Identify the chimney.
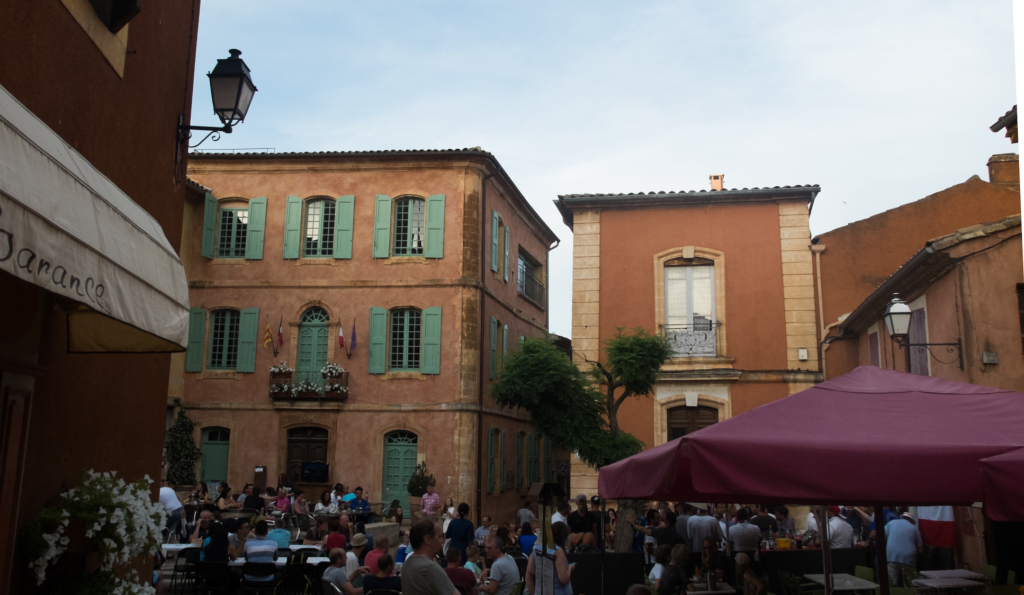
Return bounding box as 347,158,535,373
710,174,724,191
987,154,1019,188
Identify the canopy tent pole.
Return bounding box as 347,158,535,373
821,506,833,595
875,506,890,595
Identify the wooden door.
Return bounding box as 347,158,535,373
201,427,230,483
382,431,418,513
287,427,328,484
667,405,718,440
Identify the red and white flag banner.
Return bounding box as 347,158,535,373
917,506,957,548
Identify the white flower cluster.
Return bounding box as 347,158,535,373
325,383,348,393
112,569,156,595
269,361,295,374
293,380,321,395
29,471,163,586
269,383,294,394
320,362,346,376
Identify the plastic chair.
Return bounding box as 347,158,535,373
1007,570,1016,585
854,566,875,583
239,562,278,595
902,568,921,587
277,562,316,594
167,546,200,594
322,579,343,595
983,565,999,583
194,561,232,595
174,547,202,595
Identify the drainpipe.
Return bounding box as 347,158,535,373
477,165,498,527
810,242,826,375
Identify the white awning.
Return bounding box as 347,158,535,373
0,84,189,352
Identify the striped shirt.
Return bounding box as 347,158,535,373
421,492,440,515
242,536,277,581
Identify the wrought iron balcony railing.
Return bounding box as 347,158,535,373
659,322,721,357
518,269,546,305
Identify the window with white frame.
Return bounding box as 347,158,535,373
664,262,716,356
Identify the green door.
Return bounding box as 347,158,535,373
382,431,418,514
201,427,230,483
298,307,330,391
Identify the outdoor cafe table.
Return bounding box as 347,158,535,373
805,573,880,592
687,583,737,595
920,571,987,581
161,543,324,554
911,578,985,591
228,556,329,567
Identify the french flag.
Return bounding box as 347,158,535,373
917,506,957,548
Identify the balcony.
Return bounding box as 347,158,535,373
517,269,546,306
269,369,349,401
659,322,721,357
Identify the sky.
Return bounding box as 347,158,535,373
191,1,1018,338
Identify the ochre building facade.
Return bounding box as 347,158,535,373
179,150,561,524
555,182,823,495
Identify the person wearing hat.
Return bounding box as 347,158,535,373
346,532,370,576
826,506,854,549
884,512,923,587
567,494,598,550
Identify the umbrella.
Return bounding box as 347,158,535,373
599,367,1024,593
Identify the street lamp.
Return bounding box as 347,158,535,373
882,295,912,341
883,293,963,372
177,49,258,153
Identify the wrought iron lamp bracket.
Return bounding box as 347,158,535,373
894,336,964,370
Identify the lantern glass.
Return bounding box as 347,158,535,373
210,76,243,124
884,299,912,339
207,49,257,126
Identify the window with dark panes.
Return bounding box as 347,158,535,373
393,198,425,256
208,310,240,369
304,199,336,257
390,309,422,370
217,209,248,258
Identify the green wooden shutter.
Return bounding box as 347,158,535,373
185,308,206,372
334,195,355,259
373,195,393,258
421,307,442,375
490,210,499,272
544,435,554,482
201,192,217,259
486,429,495,494
236,307,260,373
424,194,445,259
500,429,507,491
245,197,267,260
514,431,522,489
283,195,302,259
368,307,387,374
503,225,509,282
502,324,508,370
527,432,537,484
489,317,498,379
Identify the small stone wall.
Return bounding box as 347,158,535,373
365,521,400,557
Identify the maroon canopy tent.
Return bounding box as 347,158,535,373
599,367,1024,595
599,366,1024,510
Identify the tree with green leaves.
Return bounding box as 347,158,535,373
490,336,643,469
583,327,673,434
165,399,202,486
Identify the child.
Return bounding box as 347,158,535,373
464,544,483,579
394,534,412,564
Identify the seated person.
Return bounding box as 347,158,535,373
292,490,310,516
687,537,732,590
323,547,370,595
464,545,483,579
267,524,293,549
200,522,234,561
315,489,339,514
228,519,251,557
362,554,403,592
567,495,598,549
330,483,347,508
444,547,478,595
191,510,214,543
353,522,374,551
273,488,291,515
352,486,373,523
395,534,412,564
305,517,330,546
242,520,278,582
325,518,348,551
241,484,265,513
215,484,241,512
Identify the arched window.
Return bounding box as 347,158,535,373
297,307,330,387
393,198,425,256
304,198,336,257
217,207,248,258
383,431,419,512
667,405,718,440
208,309,240,369
389,308,422,370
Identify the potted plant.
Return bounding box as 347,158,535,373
270,361,295,380
320,362,347,385
324,383,348,401
269,383,295,400
406,462,435,511
292,380,321,399
20,470,164,594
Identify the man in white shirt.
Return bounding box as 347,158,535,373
158,479,184,539
827,506,854,548
552,501,569,526
686,503,724,553
729,508,761,556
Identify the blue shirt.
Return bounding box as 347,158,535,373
632,516,647,553
352,498,371,512
884,519,923,566
520,533,537,555
267,528,292,549
869,508,899,531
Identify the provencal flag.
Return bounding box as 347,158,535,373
263,322,273,347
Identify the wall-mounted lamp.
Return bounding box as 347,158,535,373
177,49,258,153
883,294,963,371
